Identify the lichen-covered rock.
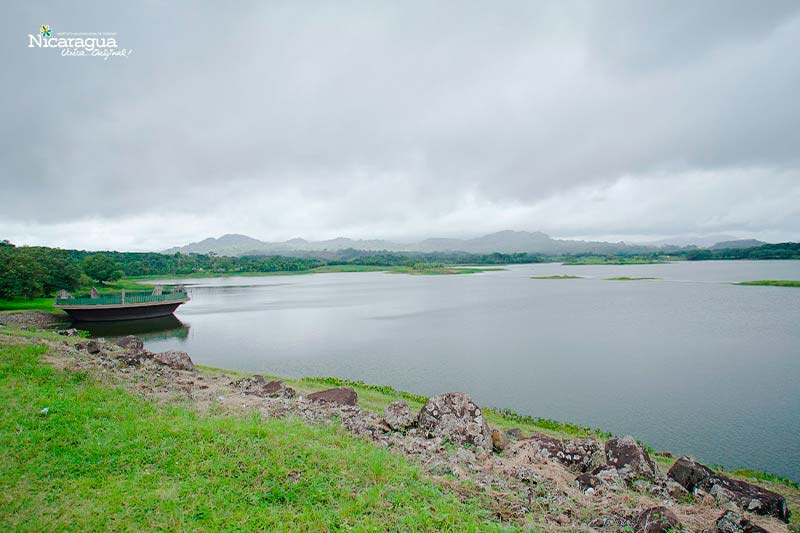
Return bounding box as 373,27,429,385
668,456,715,490
307,387,358,406
416,392,491,449
505,428,523,439
234,375,295,398
605,436,658,478
491,429,509,452
576,473,604,492
114,335,144,352
383,400,414,431
668,456,789,522
509,434,600,472
563,437,602,472
85,340,102,355
715,510,771,533
634,506,681,533
152,350,194,370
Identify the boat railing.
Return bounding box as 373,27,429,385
55,290,188,306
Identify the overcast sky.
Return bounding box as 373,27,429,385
2,1,800,251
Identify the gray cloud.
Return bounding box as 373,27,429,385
1,1,799,249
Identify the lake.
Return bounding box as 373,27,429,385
80,261,800,480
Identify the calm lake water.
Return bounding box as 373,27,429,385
80,261,800,480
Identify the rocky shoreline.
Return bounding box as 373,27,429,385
0,316,795,532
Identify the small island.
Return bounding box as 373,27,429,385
736,280,800,288
606,277,660,281
562,256,669,265
530,274,583,279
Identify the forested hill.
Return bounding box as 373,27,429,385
685,242,800,260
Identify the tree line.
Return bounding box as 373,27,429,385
684,242,800,261
2,239,798,300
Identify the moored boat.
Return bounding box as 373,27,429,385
54,286,189,322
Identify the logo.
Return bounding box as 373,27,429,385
27,25,132,60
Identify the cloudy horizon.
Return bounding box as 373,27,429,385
3,1,800,252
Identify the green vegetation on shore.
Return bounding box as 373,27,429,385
606,277,659,281
530,275,582,279
0,241,516,308
562,257,668,265
736,280,800,288
0,341,514,532
1,326,798,528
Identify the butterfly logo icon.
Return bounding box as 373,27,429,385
40,25,51,37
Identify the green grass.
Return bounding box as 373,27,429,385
0,298,58,312
0,341,517,532
728,469,800,489
530,275,582,279
605,277,659,281
562,257,667,265
736,280,800,288
390,266,502,275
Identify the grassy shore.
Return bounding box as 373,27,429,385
605,277,660,281
562,257,668,265
0,340,515,532
736,280,800,288
1,328,798,530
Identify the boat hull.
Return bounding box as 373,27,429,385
58,301,185,322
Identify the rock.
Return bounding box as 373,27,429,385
634,506,681,533
668,457,789,523
114,335,144,352
307,387,358,406
116,350,149,366
563,437,602,472
716,510,771,533
505,428,523,439
383,401,414,431
491,429,509,452
85,340,102,355
39,407,49,416
152,350,194,371
57,328,79,337
416,392,492,449
233,375,295,398
576,473,604,492
668,456,715,491
261,380,295,399
605,436,658,478
511,434,600,472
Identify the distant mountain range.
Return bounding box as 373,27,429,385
162,231,766,257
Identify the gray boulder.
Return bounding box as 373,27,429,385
233,375,295,398
605,436,658,478
417,392,492,449
152,350,194,371
668,456,789,523
114,335,144,352
576,473,604,492
307,387,358,406
383,400,414,431
716,510,771,533
85,340,102,355
512,434,600,472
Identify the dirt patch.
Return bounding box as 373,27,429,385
0,311,66,329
